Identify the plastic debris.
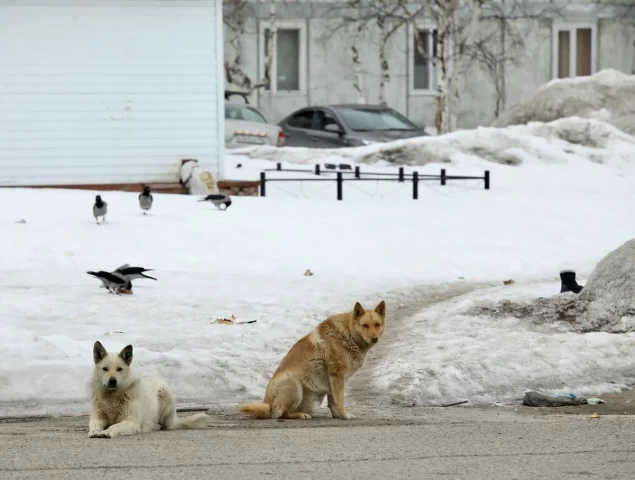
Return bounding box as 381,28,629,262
586,397,605,405
590,412,600,419
211,315,257,325
304,269,314,276
522,391,586,407
557,392,577,399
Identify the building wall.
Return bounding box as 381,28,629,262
0,0,224,186
224,1,635,131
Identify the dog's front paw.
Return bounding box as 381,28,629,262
341,413,356,420
88,430,111,438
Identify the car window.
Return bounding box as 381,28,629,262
287,110,314,129
335,108,418,131
225,104,268,123
313,110,341,132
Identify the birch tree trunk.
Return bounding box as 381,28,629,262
351,44,366,104
377,16,390,106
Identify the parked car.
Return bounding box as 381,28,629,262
224,102,286,149
278,104,427,148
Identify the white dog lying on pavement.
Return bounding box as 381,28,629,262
88,341,208,438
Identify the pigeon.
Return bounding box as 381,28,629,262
87,271,126,295
139,186,153,215
114,264,157,281
93,195,108,224
198,193,232,210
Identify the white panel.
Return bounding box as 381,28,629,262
0,0,223,186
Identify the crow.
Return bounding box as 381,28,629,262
114,264,157,281
139,186,153,215
198,193,232,210
87,271,126,295
93,195,108,224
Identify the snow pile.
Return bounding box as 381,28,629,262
494,69,635,136
468,239,635,334
370,282,635,407
239,117,635,168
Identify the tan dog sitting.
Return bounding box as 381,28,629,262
239,301,386,420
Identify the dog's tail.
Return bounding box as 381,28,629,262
173,412,209,429
238,402,271,419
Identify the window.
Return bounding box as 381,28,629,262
553,23,596,79
260,21,307,93
335,107,418,132
313,110,341,132
287,110,314,129
224,104,268,123
410,26,438,93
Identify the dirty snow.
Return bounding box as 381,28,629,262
2,131,635,416
494,69,635,137
238,116,635,168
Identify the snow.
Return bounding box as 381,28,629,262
2,119,635,417
236,116,635,168
494,69,635,137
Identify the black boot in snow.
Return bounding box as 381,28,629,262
560,269,583,294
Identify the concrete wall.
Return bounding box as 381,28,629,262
224,1,635,130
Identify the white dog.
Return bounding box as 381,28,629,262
88,341,208,438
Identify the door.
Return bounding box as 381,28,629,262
281,108,316,147
308,108,348,148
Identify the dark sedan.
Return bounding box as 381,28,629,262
278,104,427,148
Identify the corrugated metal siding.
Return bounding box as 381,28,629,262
0,0,224,186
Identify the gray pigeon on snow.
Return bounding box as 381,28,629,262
93,195,108,224
198,193,232,210
139,186,153,215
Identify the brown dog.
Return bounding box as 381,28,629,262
239,301,386,420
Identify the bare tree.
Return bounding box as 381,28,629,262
223,0,276,98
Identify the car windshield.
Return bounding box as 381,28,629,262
225,104,268,123
335,107,418,131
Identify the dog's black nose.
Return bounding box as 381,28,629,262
107,377,117,387
371,337,379,344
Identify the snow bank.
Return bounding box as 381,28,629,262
371,282,635,406
467,238,635,334
494,69,635,136
239,117,635,168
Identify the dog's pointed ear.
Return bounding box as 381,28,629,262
353,302,365,319
375,300,386,318
119,345,133,365
93,341,107,364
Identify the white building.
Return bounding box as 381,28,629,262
223,0,635,131
0,0,225,188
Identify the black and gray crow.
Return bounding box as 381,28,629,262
114,264,157,281
93,195,108,224
198,193,232,210
87,271,126,295
139,186,153,214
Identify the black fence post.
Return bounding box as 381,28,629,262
398,167,404,183
276,162,282,171
413,171,419,200
484,170,490,190
355,166,360,178
260,172,266,197
440,169,446,186
315,164,321,175
337,172,343,201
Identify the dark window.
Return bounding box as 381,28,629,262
313,110,340,131
287,110,314,129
